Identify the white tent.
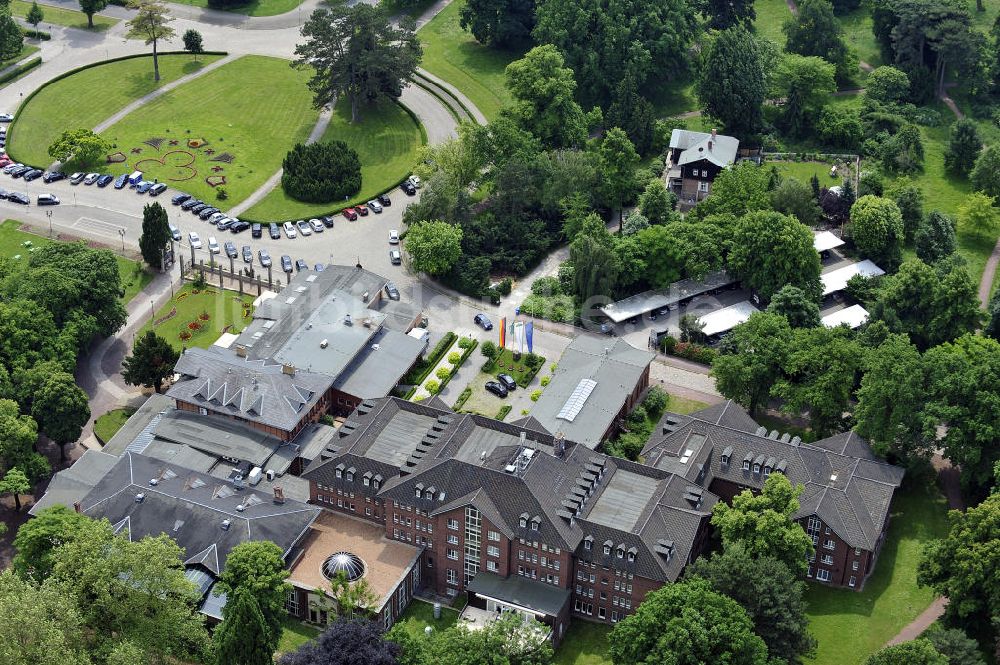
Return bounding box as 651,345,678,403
821,260,885,296
822,305,870,329
813,230,845,253
699,301,760,337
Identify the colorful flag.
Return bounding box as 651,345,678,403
499,317,506,348
526,322,534,354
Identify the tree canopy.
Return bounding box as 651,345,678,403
139,202,171,270
503,45,589,149
712,312,793,416
47,129,111,168
728,210,821,300
279,618,399,665
12,504,93,582
122,331,180,394
698,26,772,137
864,640,948,665
405,221,463,276
849,195,905,270
216,541,290,655
460,0,535,48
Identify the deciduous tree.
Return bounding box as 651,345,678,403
775,54,837,136
888,180,924,242
598,127,639,222
766,284,821,328
606,71,655,155
772,177,822,226
459,0,535,47
712,312,793,416
957,191,1000,239
686,544,816,664
783,0,855,83
944,118,982,176
923,625,986,665
502,45,588,149
712,473,813,574
279,618,399,665
569,232,620,301
0,12,23,60
698,26,771,137
12,504,93,581
182,29,203,60
31,372,90,461
728,210,821,300
294,4,421,122
971,144,1000,199
125,1,175,82
987,288,1000,340
216,541,290,655
865,66,910,104
849,195,905,270
0,467,30,512
608,577,768,665
864,640,948,665
0,569,92,665
26,2,43,31
638,179,677,225
79,0,108,29
47,129,111,168
404,221,462,276
700,0,755,29
0,398,48,484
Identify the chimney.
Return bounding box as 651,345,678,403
273,486,285,504
281,363,295,376
235,345,247,358
711,128,717,140
708,139,713,151
73,501,82,513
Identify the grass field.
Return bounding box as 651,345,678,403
136,282,255,351
94,408,133,443
0,219,151,302
9,54,225,167
417,0,520,119
100,55,317,206
755,0,790,47
554,622,613,665
804,479,949,665
13,0,117,30
666,393,711,415
837,7,883,69
158,0,304,17
275,616,321,656
394,599,460,637
2,43,39,68
244,99,424,221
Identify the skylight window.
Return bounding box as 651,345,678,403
556,379,597,422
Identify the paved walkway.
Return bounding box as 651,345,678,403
979,238,1000,307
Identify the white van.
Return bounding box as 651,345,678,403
208,236,220,254
128,170,143,186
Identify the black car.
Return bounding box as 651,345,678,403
485,381,508,398
7,192,28,204
224,241,238,259
268,223,281,240
384,281,400,300
190,203,208,214
497,374,517,391
181,199,201,210
10,166,30,178
295,259,308,272
42,171,65,184
23,169,43,182
97,174,114,188
280,255,293,273
401,181,416,195
251,223,262,238
172,193,191,205
230,221,250,234
198,207,219,220
474,313,493,331
0,188,9,199
114,174,129,189
378,193,391,206
242,245,253,263
320,216,335,228
148,182,167,195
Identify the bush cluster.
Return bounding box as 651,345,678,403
281,141,361,203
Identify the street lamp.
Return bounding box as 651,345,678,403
45,209,52,237
150,299,155,322
118,228,125,253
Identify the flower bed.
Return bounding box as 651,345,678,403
153,306,177,327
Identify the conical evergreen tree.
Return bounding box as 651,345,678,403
213,590,273,665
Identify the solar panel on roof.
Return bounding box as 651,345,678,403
556,379,598,422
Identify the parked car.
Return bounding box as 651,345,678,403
36,193,59,206
282,221,297,238
295,220,312,236
314,263,326,272
172,193,191,205
384,281,400,300
190,203,208,214
242,245,253,263
280,255,293,273
258,249,272,267
377,193,391,207
2,163,21,175
474,313,493,330
0,113,14,122
188,232,202,249
207,236,220,254
497,374,517,391
10,166,30,178
97,174,115,188
181,198,202,210
407,175,422,189
23,169,43,182
388,229,399,244
42,171,65,184
198,207,219,220
389,249,402,265
149,182,167,196
0,188,9,199
216,217,234,231
169,223,182,242
268,223,281,239
136,181,154,194
208,212,225,225
295,259,308,272
354,205,368,217
485,381,508,398
223,241,237,259
7,192,28,204
83,173,100,185
251,223,262,238
321,216,335,228
401,181,416,195
114,174,129,189
367,200,382,213
308,218,324,233
342,208,357,221
230,221,250,234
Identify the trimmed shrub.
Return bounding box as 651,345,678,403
540,375,550,387
447,351,461,365
435,366,451,381
530,389,542,402
281,140,361,203
496,405,512,420
425,379,440,395
457,337,474,349
0,56,39,86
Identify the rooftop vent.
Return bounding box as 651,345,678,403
504,464,517,474
829,474,837,482
134,493,145,503
755,426,768,436
221,519,231,531
320,339,328,349
344,314,353,326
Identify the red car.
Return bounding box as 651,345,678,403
342,208,358,221
355,205,369,217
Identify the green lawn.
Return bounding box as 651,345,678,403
13,0,117,30
554,621,613,665
482,348,545,387
9,54,225,167
244,99,425,221
837,7,883,70
94,408,134,443
158,0,304,17
394,599,460,637
649,77,700,119
666,393,710,415
2,43,39,68
417,0,520,119
804,479,950,665
0,219,152,303
99,55,318,206
136,283,255,352
754,0,790,47
275,616,321,656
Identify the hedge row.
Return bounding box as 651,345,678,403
401,331,457,386
23,29,51,40
0,56,40,87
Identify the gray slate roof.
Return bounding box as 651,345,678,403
30,449,119,516
305,397,716,582
530,336,654,449
669,129,740,168
79,452,320,571
642,400,904,550
167,347,333,433
467,572,571,616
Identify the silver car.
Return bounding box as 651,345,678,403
188,231,202,249
295,219,312,236
309,218,324,233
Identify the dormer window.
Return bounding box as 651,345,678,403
425,490,433,500
335,464,344,478
763,466,771,477
584,538,593,551
531,517,540,531
627,551,636,563
742,460,750,471
415,488,422,498
373,480,380,490
346,471,354,482
603,540,612,555
752,463,760,474
519,513,528,528
363,476,370,487
616,546,625,559
721,454,730,465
